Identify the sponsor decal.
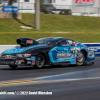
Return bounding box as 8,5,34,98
75,0,95,6
26,40,33,44
88,54,95,58
27,61,31,65
88,52,94,56
74,60,76,63
90,47,97,51
56,53,72,58
26,58,31,60
32,61,35,65
31,56,36,61
84,44,100,57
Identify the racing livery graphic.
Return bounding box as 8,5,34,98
0,37,95,69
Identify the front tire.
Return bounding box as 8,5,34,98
34,54,45,68
9,65,18,69
76,51,85,66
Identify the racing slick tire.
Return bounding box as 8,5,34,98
76,51,85,66
92,62,94,64
34,54,45,69
9,65,18,69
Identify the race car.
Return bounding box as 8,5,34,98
0,37,95,69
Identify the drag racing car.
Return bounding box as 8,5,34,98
0,37,95,69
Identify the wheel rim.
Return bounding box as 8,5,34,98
77,53,83,62
36,55,45,68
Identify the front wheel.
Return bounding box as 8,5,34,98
76,51,85,66
34,54,45,69
9,65,18,69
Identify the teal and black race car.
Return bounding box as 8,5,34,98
0,37,95,69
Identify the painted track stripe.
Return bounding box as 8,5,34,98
34,68,100,81
43,77,100,82
0,80,38,86
0,77,100,85
0,68,100,86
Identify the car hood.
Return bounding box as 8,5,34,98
4,45,45,54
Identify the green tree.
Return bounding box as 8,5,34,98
0,0,2,3
8,0,13,5
40,0,47,12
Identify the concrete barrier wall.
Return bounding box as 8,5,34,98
0,12,22,19
0,44,100,57
0,45,17,54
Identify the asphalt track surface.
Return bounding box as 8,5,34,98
0,58,100,100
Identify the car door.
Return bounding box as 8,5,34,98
49,39,75,63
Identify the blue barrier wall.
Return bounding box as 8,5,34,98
83,43,100,57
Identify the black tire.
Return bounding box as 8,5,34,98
60,11,66,15
92,62,94,65
76,51,85,66
34,54,45,68
9,65,18,69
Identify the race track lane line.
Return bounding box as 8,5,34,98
0,68,100,86
0,80,38,86
42,77,100,81
33,68,100,81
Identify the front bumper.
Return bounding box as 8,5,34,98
0,54,36,65
0,59,26,65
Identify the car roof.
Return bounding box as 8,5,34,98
38,37,66,40
37,37,77,46
39,37,74,41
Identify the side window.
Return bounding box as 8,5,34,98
56,40,73,46
56,42,61,46
60,40,67,46
67,40,73,46
56,40,68,46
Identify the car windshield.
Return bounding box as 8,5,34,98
37,38,55,45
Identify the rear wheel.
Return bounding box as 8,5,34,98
9,65,18,69
76,51,85,66
34,54,45,68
